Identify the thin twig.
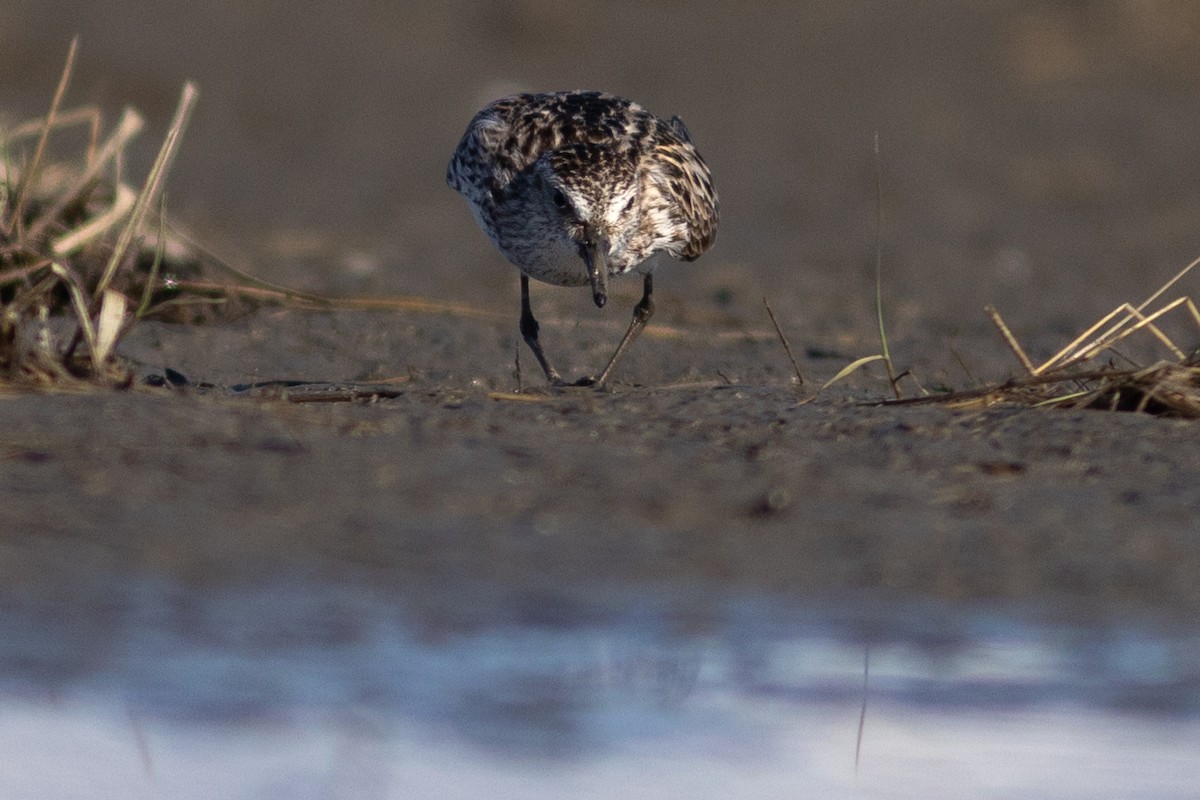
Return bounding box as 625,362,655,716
8,37,78,238
1134,252,1200,315
872,132,901,399
984,304,1036,375
5,105,100,142
762,297,804,386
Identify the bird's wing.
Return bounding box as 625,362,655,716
448,92,644,199
668,115,694,144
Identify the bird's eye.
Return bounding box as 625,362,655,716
552,189,569,210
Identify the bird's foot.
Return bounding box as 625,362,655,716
544,375,608,390
572,375,615,389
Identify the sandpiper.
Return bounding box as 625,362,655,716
447,90,718,387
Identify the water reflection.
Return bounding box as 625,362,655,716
0,580,1197,799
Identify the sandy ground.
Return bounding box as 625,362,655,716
4,3,1200,628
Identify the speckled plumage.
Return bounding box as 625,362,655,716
447,90,719,387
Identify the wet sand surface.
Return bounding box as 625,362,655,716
3,3,1200,797
5,364,1200,618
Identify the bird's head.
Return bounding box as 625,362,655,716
532,143,639,308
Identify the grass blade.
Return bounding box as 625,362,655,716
873,132,901,399
95,82,198,300
26,107,144,246
49,261,99,370
51,183,136,255
823,354,887,389
7,37,78,238
94,289,128,364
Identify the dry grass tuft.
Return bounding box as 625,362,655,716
1070,360,1200,416
883,255,1200,417
1,39,200,388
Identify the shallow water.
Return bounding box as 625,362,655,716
2,579,1197,799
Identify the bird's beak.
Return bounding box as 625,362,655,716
583,229,609,308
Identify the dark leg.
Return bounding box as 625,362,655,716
592,274,655,387
519,274,563,385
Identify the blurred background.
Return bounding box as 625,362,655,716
4,3,1200,798
7,2,1200,370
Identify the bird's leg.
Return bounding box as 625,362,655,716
519,274,564,386
588,274,655,388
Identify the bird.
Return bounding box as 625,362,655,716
446,90,718,387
